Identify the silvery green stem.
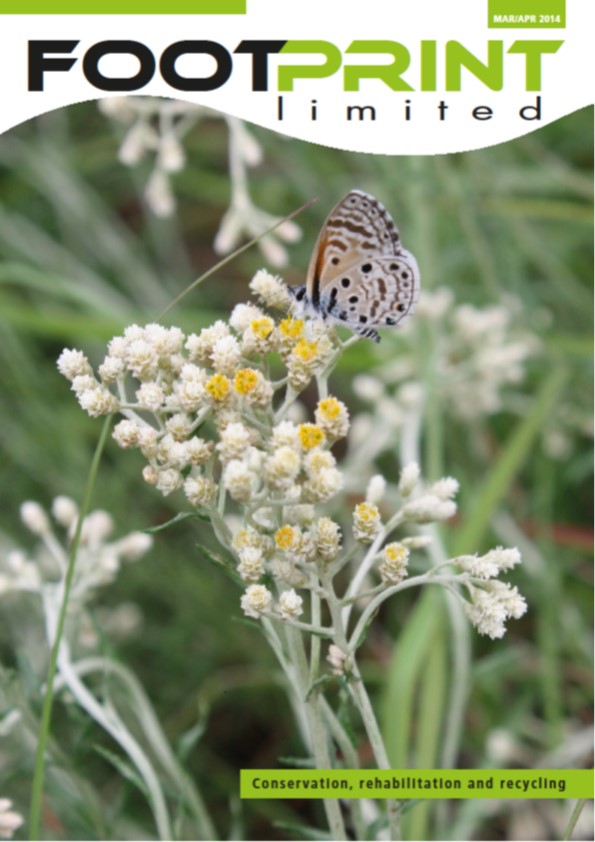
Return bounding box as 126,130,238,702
348,660,401,841
261,619,310,748
227,117,250,208
348,574,463,652
342,511,405,629
309,577,322,684
441,589,471,770
421,531,472,776
274,384,298,423
329,544,358,577
38,531,68,576
281,618,334,636
284,625,348,841
319,698,368,840
208,507,232,546
54,638,172,840
320,568,400,838
55,656,216,839
315,372,328,401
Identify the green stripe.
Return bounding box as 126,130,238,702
241,769,593,800
2,0,245,12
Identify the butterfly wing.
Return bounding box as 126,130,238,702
306,190,400,297
306,189,420,332
331,253,420,329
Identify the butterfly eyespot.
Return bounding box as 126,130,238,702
390,263,399,271
361,263,372,273
341,278,351,288
331,257,340,265
401,271,409,279
397,304,406,313
359,315,368,324
348,295,359,303
386,317,396,325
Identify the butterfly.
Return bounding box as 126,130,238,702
289,189,420,342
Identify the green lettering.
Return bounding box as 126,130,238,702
278,40,342,91
344,40,413,91
445,40,503,91
507,40,563,91
420,40,437,91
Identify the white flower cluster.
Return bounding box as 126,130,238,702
59,277,527,645
0,799,23,840
464,581,527,640
454,546,521,580
99,99,301,266
99,97,191,217
0,497,153,601
345,463,525,641
58,276,352,623
400,475,459,524
214,118,302,266
455,547,527,639
327,644,349,676
240,585,304,621
350,465,458,549
353,288,539,424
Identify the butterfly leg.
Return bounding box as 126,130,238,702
354,325,380,342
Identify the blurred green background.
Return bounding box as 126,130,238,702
0,101,592,841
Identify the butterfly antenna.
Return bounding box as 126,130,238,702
157,197,318,320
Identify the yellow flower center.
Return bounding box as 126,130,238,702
250,317,275,340
275,525,300,551
279,317,304,340
317,397,341,420
292,340,319,363
306,451,333,473
234,368,259,395
298,424,325,450
205,373,230,401
383,543,408,563
233,529,252,550
355,502,379,522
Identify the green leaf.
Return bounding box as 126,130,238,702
176,720,207,763
93,744,149,799
305,673,343,701
380,588,442,769
452,365,567,555
278,755,316,769
196,543,242,584
406,635,448,841
145,511,208,534
274,821,333,840
353,606,379,651
482,196,593,223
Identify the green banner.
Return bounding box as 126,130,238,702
241,769,593,800
488,0,565,27
2,0,245,12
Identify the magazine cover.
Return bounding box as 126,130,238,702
0,2,592,840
